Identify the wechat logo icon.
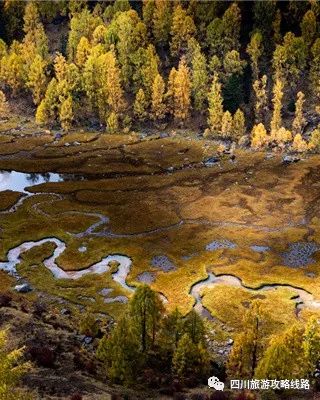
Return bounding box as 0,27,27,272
208,376,225,391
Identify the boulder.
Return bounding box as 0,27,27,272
282,155,300,164
14,283,32,293
84,336,93,345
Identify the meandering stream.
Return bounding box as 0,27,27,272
190,272,320,319
0,237,134,288
1,170,320,316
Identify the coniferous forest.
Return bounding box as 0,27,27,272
0,0,320,150
2,1,320,400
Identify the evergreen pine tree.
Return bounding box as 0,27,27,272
183,309,205,345
153,0,172,48
191,41,208,111
233,108,246,140
221,110,233,139
223,73,244,114
159,308,184,354
130,284,164,352
247,31,263,81
96,316,140,384
134,88,148,121
170,5,196,57
222,2,241,53
142,0,155,34
300,10,316,48
172,333,210,381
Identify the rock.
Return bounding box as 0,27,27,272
226,338,234,346
204,156,220,167
60,308,71,316
73,141,81,146
167,166,174,172
78,246,87,253
64,142,70,147
54,133,62,140
238,135,250,148
14,283,32,293
282,155,300,164
84,336,93,345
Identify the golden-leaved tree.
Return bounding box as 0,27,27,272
292,91,306,136
207,74,223,136
253,75,268,124
190,40,208,112
227,301,270,379
134,88,148,121
251,123,268,149
151,73,166,121
27,54,47,105
170,4,196,57
270,78,283,136
167,57,191,123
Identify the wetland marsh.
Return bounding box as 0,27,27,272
1,127,320,332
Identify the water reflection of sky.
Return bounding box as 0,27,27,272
0,171,63,193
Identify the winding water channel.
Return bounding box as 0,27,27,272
1,170,320,316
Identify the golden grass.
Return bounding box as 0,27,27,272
0,190,23,211
201,284,299,337
1,125,320,332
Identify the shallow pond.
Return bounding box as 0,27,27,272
151,255,176,272
281,242,320,268
206,239,237,251
250,245,270,252
0,170,64,193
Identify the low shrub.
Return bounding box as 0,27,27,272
28,345,56,368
